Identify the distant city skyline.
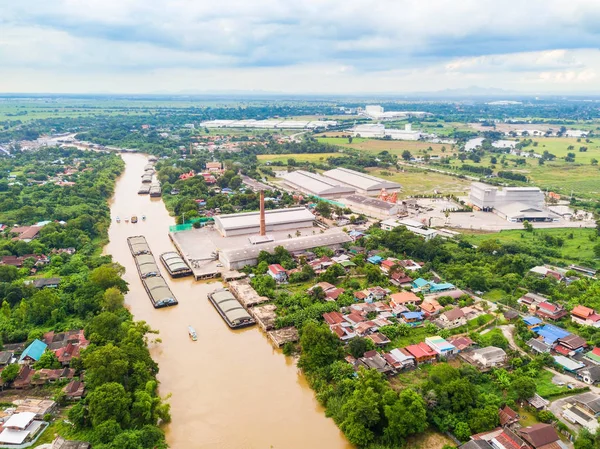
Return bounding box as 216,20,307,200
2,0,600,94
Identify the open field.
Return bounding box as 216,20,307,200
462,227,599,267
405,430,455,449
257,152,340,164
366,167,471,196
317,136,449,155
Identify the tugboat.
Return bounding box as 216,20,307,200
116,216,121,223
131,215,138,224
188,326,197,341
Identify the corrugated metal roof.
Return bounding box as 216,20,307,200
282,170,355,196
214,207,314,231
323,167,401,192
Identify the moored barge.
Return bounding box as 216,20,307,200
208,289,255,329
160,252,192,278
149,183,162,197
138,185,150,194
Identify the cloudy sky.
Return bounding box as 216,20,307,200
2,0,600,94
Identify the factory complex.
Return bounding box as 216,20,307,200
321,167,401,196
201,119,338,129
351,123,425,141
280,170,356,198
214,207,315,237
468,182,557,223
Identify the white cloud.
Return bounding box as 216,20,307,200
1,0,600,92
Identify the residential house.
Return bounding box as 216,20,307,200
399,259,422,271
527,338,552,354
380,258,398,273
354,350,394,375
367,332,391,346
367,255,383,265
572,392,600,418
344,312,366,326
420,298,443,317
523,316,543,330
400,311,424,326
527,393,549,411
529,265,564,282
437,308,467,329
63,380,86,400
389,271,413,287
19,339,47,364
518,292,549,307
323,312,346,326
553,355,585,372
555,334,587,355
425,336,457,357
469,346,507,368
499,405,520,427
518,423,562,449
404,342,437,364
533,324,570,345
326,288,345,301
32,278,61,289
503,310,520,321
354,321,378,337
390,291,422,309
0,351,13,367
579,366,600,385
0,412,42,446
448,336,475,353
308,256,334,273
535,301,567,320
309,282,335,293
267,264,288,283
412,278,454,293
571,305,600,328
385,348,415,370
585,347,600,365
330,324,356,341
13,366,35,389
14,399,57,418
367,286,388,301
9,226,41,242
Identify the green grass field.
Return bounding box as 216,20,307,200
536,370,570,397
257,152,340,164
366,166,471,196
462,227,599,267
316,136,450,156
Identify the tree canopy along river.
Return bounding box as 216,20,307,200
103,153,352,449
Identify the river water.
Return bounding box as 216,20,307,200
104,153,351,449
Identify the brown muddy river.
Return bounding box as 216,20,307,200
104,153,351,449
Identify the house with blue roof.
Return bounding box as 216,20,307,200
533,324,571,345
523,316,543,329
425,336,457,357
401,311,424,326
412,278,455,293
19,339,47,364
367,255,383,265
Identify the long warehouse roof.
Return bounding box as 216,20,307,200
221,231,352,263
323,167,401,191
282,170,355,196
214,207,314,231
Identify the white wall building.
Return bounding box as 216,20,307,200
213,207,315,237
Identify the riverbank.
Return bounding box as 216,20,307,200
104,153,351,448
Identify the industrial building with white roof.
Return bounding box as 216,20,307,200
322,167,401,195
213,207,315,237
281,170,356,198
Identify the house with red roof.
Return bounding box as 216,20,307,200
344,312,366,326
535,301,567,321
330,324,356,341
325,288,345,301
404,342,437,364
267,264,288,283
379,258,398,273
323,312,345,326
420,298,443,317
367,332,391,346
571,305,600,328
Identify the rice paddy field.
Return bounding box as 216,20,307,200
316,136,450,155
257,152,340,164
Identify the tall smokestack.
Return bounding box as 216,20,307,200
259,190,266,236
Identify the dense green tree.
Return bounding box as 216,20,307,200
88,382,131,428
383,389,428,444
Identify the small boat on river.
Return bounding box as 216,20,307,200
131,215,138,223
188,326,197,341
124,217,130,223
142,215,146,221
116,216,121,223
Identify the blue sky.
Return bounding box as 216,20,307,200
1,0,600,94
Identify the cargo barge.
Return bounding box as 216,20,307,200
149,183,162,197
138,185,150,194
127,236,178,308
208,289,255,329
160,251,192,278
141,173,153,183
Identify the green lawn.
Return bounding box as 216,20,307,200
316,136,450,156
463,227,599,268
536,370,570,397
